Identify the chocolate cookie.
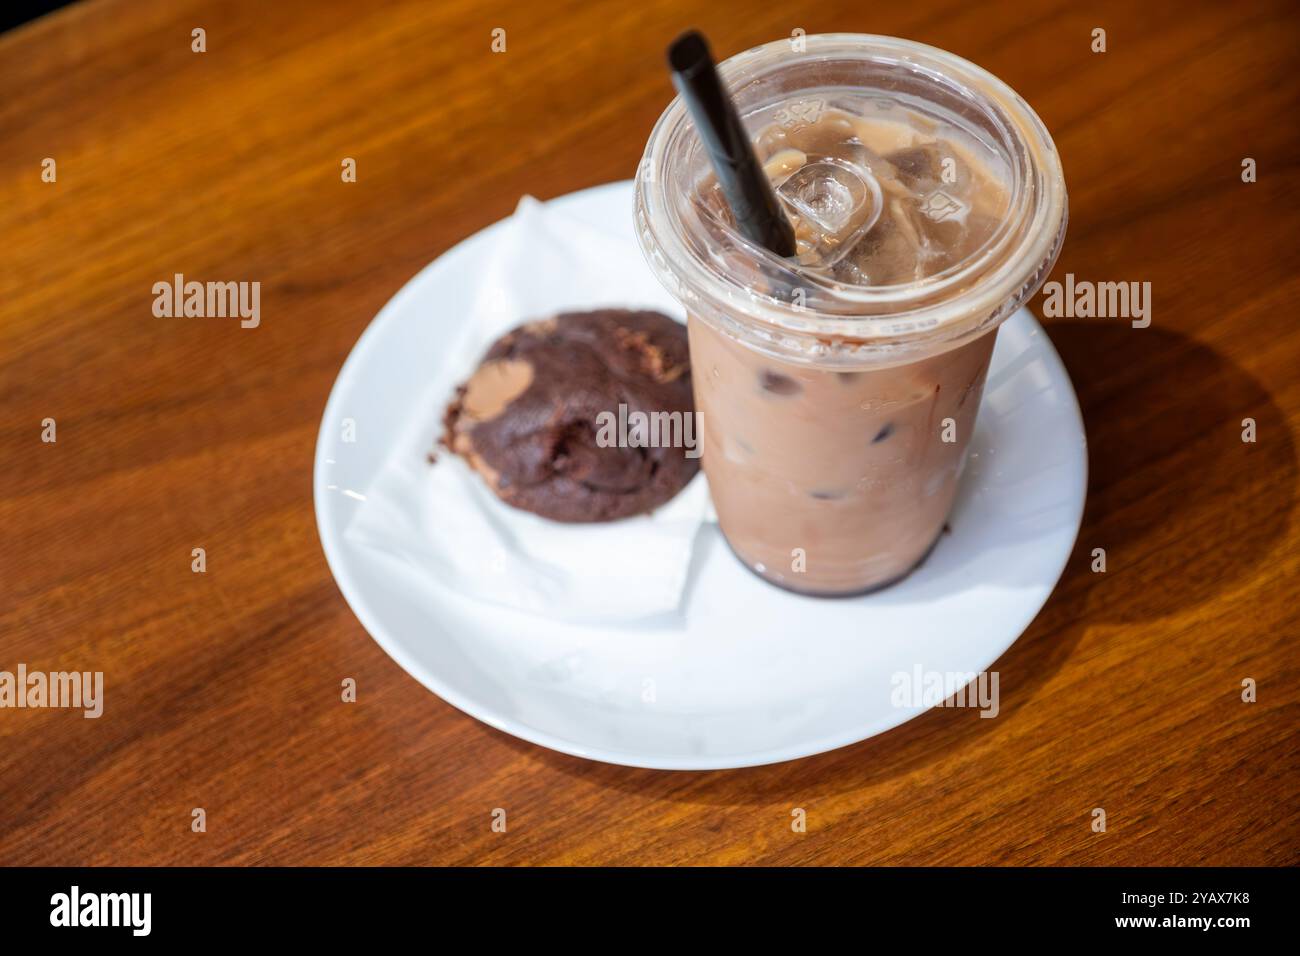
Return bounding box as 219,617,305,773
442,309,699,522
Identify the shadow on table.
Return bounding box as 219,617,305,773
488,320,1297,802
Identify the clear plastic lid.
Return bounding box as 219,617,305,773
635,34,1068,367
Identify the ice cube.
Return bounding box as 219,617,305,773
762,148,806,187
783,111,857,155
776,159,883,271
831,255,871,286
844,210,929,285
886,144,944,187
778,160,867,236
918,208,1000,268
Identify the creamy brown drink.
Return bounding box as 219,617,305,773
636,35,1067,594
690,315,996,593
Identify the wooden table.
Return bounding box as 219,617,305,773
2,0,1297,866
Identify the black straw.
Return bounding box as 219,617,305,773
667,30,797,258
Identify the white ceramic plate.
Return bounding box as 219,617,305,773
314,181,1087,770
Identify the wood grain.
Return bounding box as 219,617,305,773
1,0,1297,865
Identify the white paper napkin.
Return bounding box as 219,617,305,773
344,195,711,622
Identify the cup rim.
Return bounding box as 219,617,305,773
634,33,1068,364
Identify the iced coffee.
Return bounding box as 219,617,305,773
636,35,1068,594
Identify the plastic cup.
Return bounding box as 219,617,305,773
635,34,1067,594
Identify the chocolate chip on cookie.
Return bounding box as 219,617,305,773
442,309,698,522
